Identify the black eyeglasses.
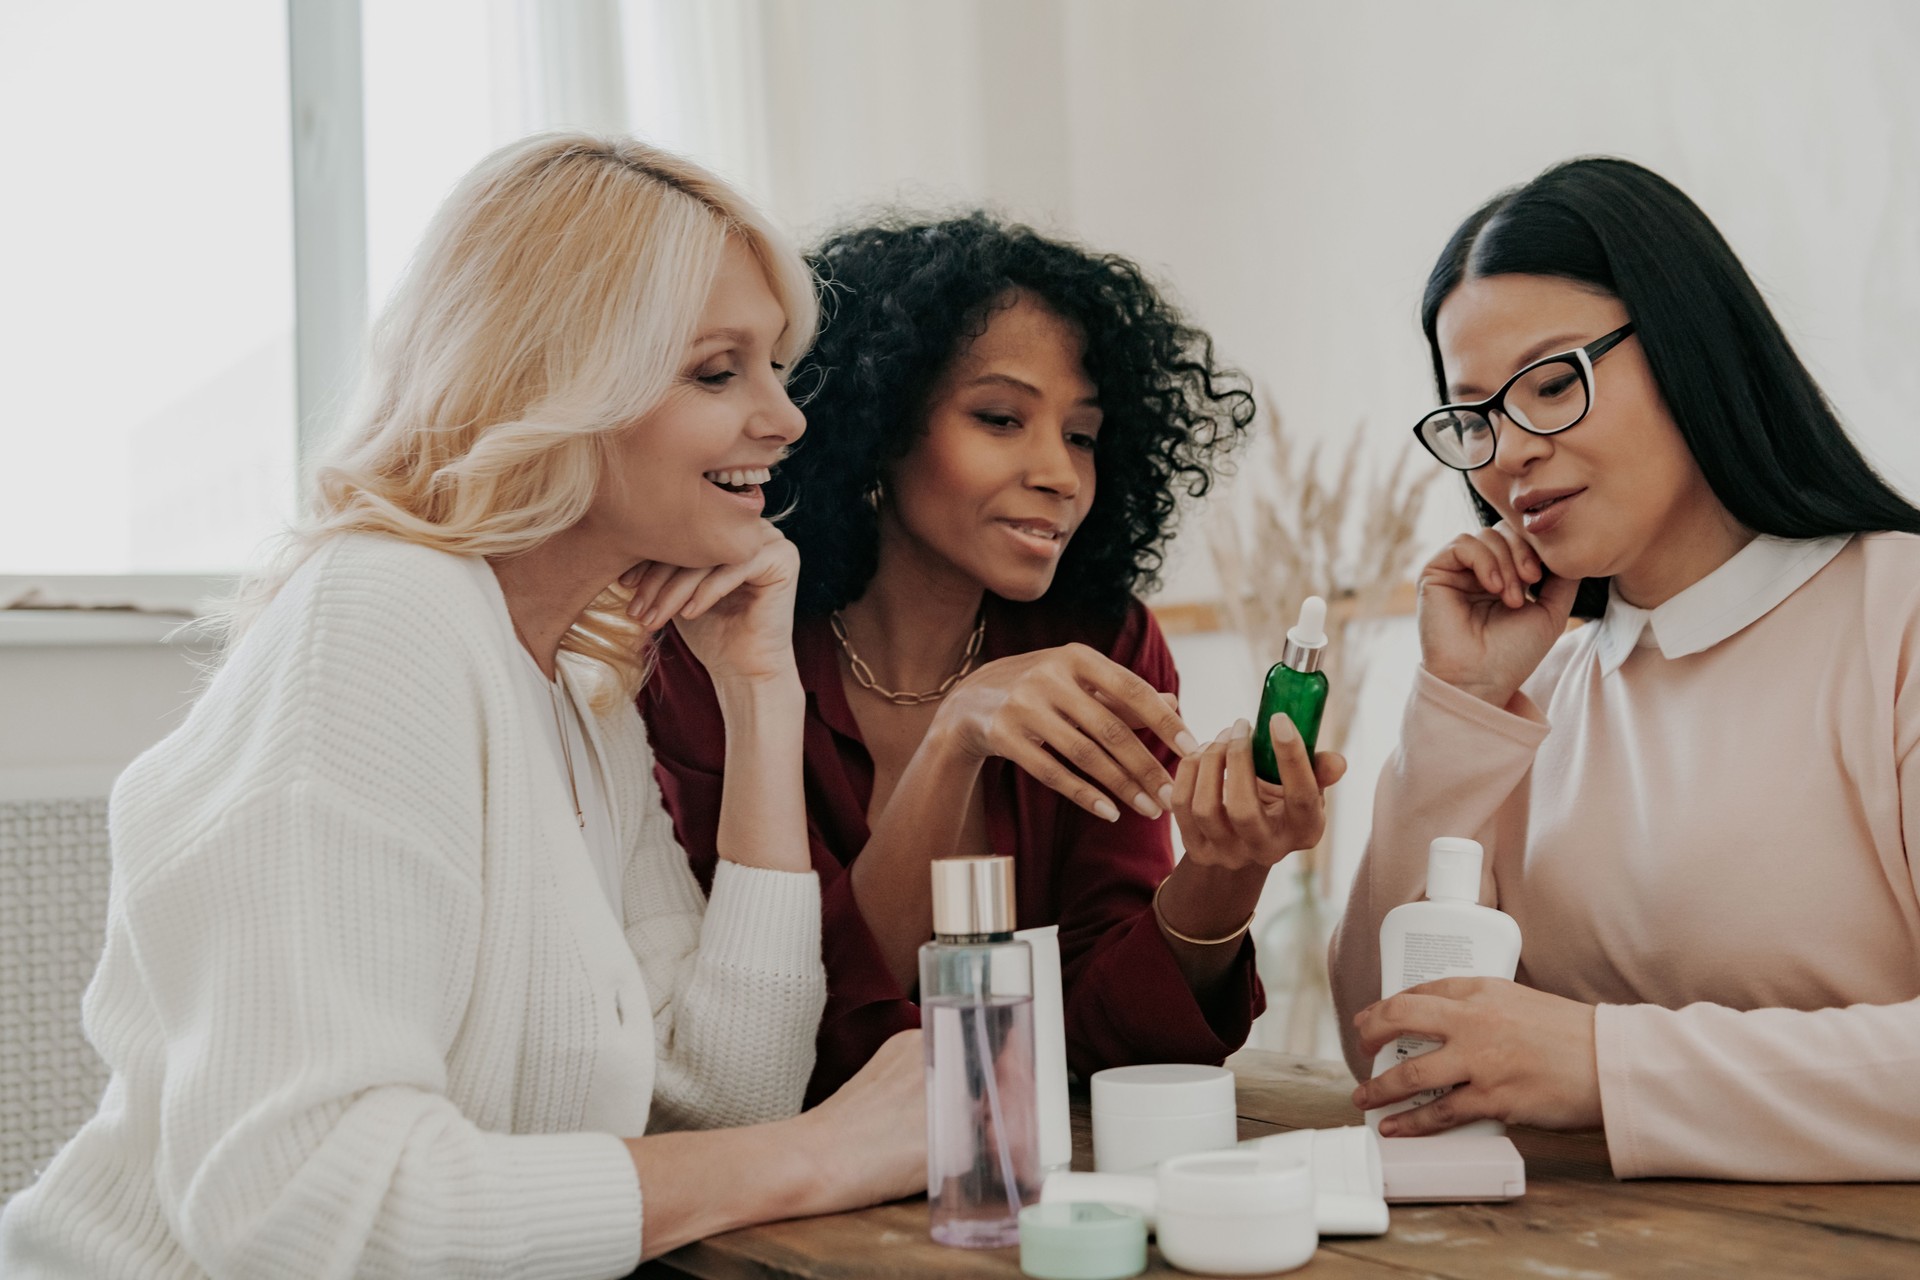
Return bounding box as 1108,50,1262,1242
1412,323,1636,472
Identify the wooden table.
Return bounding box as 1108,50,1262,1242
645,1049,1920,1279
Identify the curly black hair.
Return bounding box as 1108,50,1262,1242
769,211,1257,620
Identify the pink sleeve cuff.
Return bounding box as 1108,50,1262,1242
1405,665,1551,748
1593,1002,1645,1178
1375,668,1552,883
1594,998,1920,1181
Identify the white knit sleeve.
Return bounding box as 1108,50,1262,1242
619,764,826,1132
136,781,641,1280
116,540,646,1279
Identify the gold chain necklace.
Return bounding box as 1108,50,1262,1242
830,609,985,707
546,668,587,830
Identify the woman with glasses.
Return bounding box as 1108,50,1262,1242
643,213,1343,1104
1329,157,1920,1180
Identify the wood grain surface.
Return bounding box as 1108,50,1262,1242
643,1048,1920,1279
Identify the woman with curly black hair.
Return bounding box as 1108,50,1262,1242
642,213,1344,1103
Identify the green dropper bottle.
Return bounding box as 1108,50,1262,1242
1252,595,1328,784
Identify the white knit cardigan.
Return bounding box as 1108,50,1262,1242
0,533,827,1279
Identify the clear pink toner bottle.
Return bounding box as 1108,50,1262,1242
920,856,1041,1248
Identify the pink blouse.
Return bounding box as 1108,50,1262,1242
1332,532,1920,1179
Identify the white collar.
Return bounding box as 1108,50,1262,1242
1593,534,1851,676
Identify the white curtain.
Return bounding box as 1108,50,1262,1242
619,0,774,203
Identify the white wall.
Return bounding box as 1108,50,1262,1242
719,0,1920,568
754,0,1075,238
0,626,208,802
1053,0,1920,549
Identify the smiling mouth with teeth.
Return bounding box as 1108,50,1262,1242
999,519,1065,543
705,467,772,493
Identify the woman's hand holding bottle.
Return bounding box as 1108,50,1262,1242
1418,521,1581,708
1348,979,1602,1136
1169,715,1345,874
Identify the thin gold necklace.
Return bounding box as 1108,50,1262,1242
546,668,587,830
830,609,985,707
514,617,586,829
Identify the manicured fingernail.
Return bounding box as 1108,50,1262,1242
1273,713,1298,742
1157,784,1174,808
1213,726,1234,745
640,610,657,629
1131,792,1160,818
1094,798,1121,822
1232,718,1250,741
1175,730,1201,756
1378,1119,1400,1137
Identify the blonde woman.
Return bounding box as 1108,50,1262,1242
0,135,923,1278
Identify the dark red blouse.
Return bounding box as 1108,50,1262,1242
639,595,1262,1105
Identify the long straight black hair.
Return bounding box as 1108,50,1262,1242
1422,157,1920,616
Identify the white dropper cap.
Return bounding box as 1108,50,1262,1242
1289,596,1328,649
1281,596,1328,673
1425,837,1484,904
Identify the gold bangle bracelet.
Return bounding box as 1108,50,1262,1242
1152,876,1256,947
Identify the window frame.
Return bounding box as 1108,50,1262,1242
0,0,365,630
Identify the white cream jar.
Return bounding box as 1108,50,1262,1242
1089,1064,1236,1174
1154,1150,1316,1275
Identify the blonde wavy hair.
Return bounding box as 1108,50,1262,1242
219,133,817,697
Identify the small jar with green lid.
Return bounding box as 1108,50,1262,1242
1017,1202,1148,1280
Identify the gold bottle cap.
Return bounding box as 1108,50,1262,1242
930,855,1016,939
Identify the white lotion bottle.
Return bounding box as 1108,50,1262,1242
1367,837,1520,1137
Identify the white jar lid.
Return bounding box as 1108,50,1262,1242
1156,1150,1313,1218
1090,1064,1235,1118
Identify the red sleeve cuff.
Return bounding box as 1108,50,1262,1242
1062,907,1262,1077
